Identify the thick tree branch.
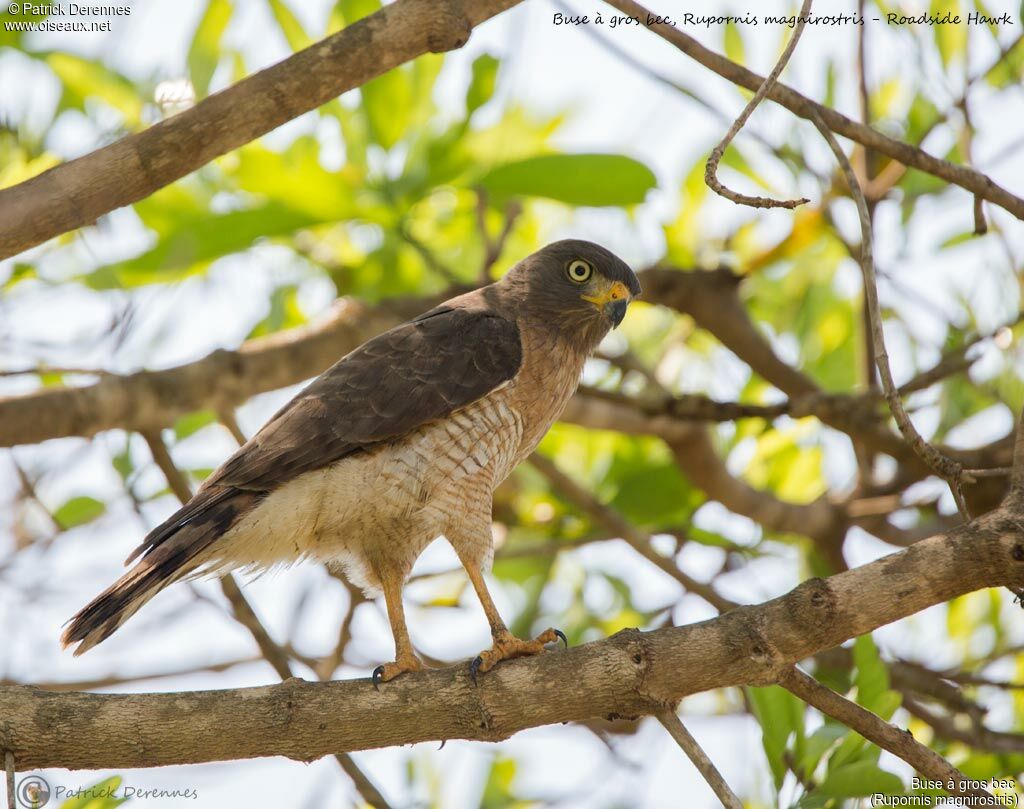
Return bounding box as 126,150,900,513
0,0,522,260
603,0,1024,222
0,295,420,446
3,505,1023,770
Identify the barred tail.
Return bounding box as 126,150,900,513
62,488,256,654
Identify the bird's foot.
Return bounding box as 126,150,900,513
470,628,567,683
372,652,424,690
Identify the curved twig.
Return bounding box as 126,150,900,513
704,0,812,209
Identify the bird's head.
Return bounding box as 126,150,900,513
499,239,641,350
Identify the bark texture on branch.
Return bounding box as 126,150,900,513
2,509,1022,770
0,0,523,260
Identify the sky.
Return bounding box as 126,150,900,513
1,0,1024,807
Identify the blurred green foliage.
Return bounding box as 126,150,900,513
3,0,1024,805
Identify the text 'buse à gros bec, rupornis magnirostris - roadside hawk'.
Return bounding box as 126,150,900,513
63,239,641,683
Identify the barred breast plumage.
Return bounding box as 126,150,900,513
208,327,586,593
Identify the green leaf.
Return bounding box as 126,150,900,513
723,20,744,63
334,0,380,26
823,60,837,109
819,760,904,798
84,202,324,289
54,496,106,530
362,67,413,149
800,722,848,777
247,284,308,337
610,462,698,527
931,0,967,67
0,5,50,48
111,441,134,482
906,93,941,142
3,263,37,290
467,54,500,115
59,776,129,809
267,0,312,51
480,757,517,809
853,634,889,712
479,153,657,207
984,37,1024,87
45,53,143,128
173,409,218,441
232,140,357,219
748,685,806,788
188,0,233,98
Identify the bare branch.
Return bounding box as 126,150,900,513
704,0,812,210
0,0,523,260
140,427,392,809
902,694,1024,754
602,0,1024,222
656,711,743,809
5,750,14,809
3,507,1023,769
528,452,737,612
476,191,522,285
1011,405,1024,499
1,657,259,692
808,111,971,517
778,666,991,802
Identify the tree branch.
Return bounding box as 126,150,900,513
704,0,811,210
3,505,1023,769
140,427,393,809
777,666,991,802
0,0,523,260
603,0,1024,221
656,711,743,809
808,110,971,517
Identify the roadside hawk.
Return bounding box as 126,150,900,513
63,240,641,682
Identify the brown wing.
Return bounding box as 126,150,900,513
204,305,522,492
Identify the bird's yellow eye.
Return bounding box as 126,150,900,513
566,259,593,283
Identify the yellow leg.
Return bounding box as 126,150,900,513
372,573,424,686
462,563,566,681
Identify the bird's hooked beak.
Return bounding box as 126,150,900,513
582,280,632,328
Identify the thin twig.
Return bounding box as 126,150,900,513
1009,405,1024,506
401,228,463,286
603,0,1024,221
656,711,743,809
5,750,14,809
807,111,972,518
218,409,247,445
143,425,394,809
528,453,737,612
2,657,260,692
778,666,992,801
476,191,521,285
902,694,1024,754
703,0,812,210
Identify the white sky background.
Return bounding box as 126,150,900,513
1,0,1023,807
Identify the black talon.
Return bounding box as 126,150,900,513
469,655,483,685
372,665,385,691
554,629,568,648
